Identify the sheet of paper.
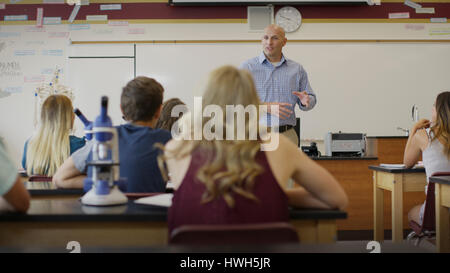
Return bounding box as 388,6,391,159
134,193,173,207
380,163,424,169
416,8,435,14
389,12,410,19
380,163,406,168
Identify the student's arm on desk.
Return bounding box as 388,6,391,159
52,157,85,188
285,187,336,210
3,175,30,213
278,135,348,211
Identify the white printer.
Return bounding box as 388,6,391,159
324,132,366,157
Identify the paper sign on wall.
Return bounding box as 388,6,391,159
43,0,65,3
431,18,447,23
429,28,450,35
43,17,62,25
389,12,410,19
100,4,121,11
416,8,435,14
24,76,46,83
4,15,28,21
48,32,69,38
69,24,90,31
404,0,421,9
14,50,36,56
87,15,108,21
4,87,22,93
108,21,129,27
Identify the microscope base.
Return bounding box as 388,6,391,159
81,186,128,206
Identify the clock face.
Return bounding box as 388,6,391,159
275,7,302,33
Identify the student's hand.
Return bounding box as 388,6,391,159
264,102,293,120
292,91,310,107
411,119,431,134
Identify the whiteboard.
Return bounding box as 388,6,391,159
135,42,450,139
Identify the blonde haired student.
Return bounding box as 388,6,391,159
161,65,348,235
404,91,450,225
1,138,30,213
22,94,85,177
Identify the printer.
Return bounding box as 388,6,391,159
324,132,366,157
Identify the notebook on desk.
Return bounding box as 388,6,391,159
379,162,424,169
134,193,173,207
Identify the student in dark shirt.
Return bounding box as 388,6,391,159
53,76,172,192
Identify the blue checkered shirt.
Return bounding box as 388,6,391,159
240,53,316,126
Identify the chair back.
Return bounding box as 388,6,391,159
410,171,450,234
170,222,299,245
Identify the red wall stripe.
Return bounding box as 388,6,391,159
1,3,450,20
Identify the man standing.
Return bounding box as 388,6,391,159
240,24,316,146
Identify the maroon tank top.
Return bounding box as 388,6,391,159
168,148,289,235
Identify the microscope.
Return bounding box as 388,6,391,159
80,96,128,206
74,108,93,141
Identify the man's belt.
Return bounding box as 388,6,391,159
277,125,294,133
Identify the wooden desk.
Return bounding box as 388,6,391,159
369,166,426,242
429,176,450,253
0,199,346,248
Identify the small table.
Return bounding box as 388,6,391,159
429,175,450,253
369,166,426,242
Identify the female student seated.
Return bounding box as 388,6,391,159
22,94,85,177
161,65,348,234
1,138,30,213
155,98,188,132
404,91,450,225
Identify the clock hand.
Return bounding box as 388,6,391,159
280,15,292,21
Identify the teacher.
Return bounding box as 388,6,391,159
240,24,316,146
